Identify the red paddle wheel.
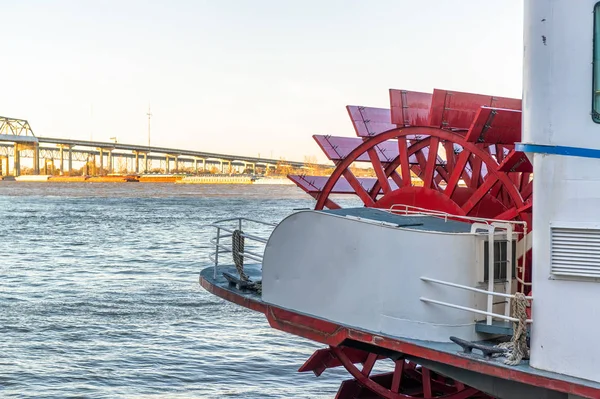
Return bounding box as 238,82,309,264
300,346,491,399
288,88,533,399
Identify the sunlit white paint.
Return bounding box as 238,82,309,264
262,211,507,342
523,0,600,383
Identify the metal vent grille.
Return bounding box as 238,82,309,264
551,227,600,279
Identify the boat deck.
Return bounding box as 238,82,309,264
323,207,474,233
200,264,600,398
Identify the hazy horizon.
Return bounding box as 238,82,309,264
2,0,524,163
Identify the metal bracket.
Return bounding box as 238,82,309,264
449,336,506,360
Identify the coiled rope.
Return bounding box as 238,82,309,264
232,229,262,294
232,229,249,281
494,292,529,365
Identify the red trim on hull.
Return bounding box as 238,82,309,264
200,275,600,399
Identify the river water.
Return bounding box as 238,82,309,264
0,182,360,399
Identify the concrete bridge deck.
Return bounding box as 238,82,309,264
0,116,328,176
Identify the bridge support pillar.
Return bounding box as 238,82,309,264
174,156,179,173
144,153,148,173
165,155,170,174
98,148,104,175
33,143,40,175
43,159,52,175
134,151,139,174
59,146,64,176
13,143,21,177
108,151,113,174
68,147,73,175
1,156,8,176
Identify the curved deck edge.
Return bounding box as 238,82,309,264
199,266,600,399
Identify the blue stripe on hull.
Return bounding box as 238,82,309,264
516,143,600,159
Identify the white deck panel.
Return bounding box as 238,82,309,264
262,210,492,342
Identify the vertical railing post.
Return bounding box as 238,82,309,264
487,226,495,325
504,224,513,318
521,225,528,293
214,227,221,279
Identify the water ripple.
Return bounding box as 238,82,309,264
0,183,361,398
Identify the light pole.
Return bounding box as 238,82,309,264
147,105,152,148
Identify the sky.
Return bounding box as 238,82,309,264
1,0,524,163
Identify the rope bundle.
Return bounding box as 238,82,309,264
495,292,529,365
232,229,249,282
232,229,262,294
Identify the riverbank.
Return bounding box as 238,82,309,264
2,174,298,185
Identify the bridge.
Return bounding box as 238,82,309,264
0,116,323,176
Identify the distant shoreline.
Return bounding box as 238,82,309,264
1,174,299,185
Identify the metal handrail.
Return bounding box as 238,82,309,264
205,217,276,279
421,276,533,324
211,230,269,244
420,277,533,300
420,297,533,324
208,217,277,227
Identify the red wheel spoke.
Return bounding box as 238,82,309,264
414,150,429,187
496,144,505,163
443,141,455,172
398,138,412,187
312,193,340,210
444,150,470,198
390,170,404,187
324,199,340,209
489,182,502,199
422,137,439,188
422,367,433,398
494,206,519,221
501,187,510,206
461,176,499,215
361,353,378,376
436,166,450,184
391,360,405,393
368,147,392,195
470,156,482,188
343,168,376,207
520,172,531,191
521,181,533,200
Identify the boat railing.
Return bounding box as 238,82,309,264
420,277,533,324
390,204,531,294
207,217,277,279
420,220,533,325
388,204,528,228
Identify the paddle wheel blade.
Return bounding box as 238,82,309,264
314,135,400,163
347,106,397,137
389,89,433,127
498,150,533,173
428,89,521,130
299,347,384,377
464,107,522,145
288,175,397,195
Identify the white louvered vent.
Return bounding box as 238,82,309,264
551,227,600,280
